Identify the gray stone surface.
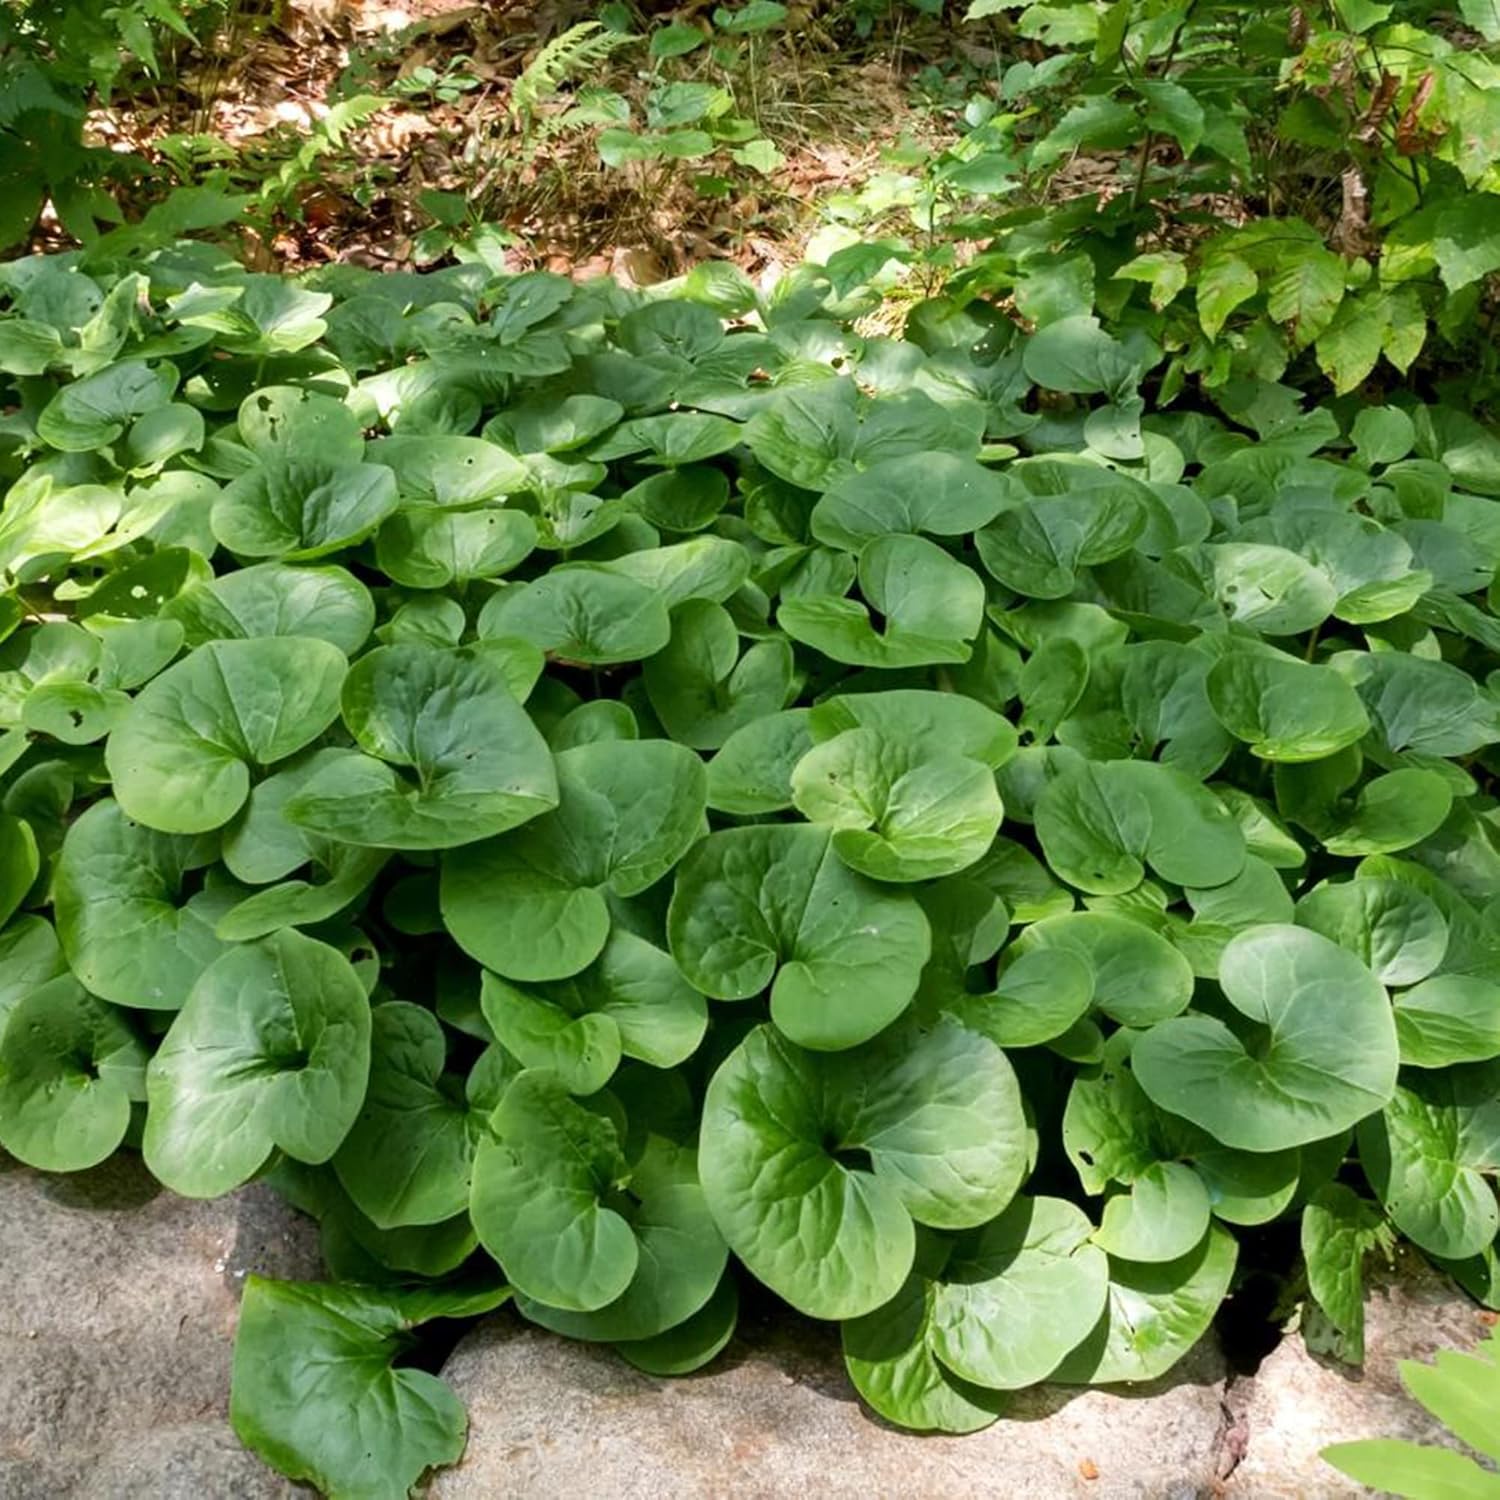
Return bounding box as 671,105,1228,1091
5,1147,1489,1500
430,1305,1232,1500
1226,1247,1494,1498
0,1150,320,1498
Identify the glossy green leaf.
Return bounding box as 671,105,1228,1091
332,1002,484,1229
143,930,373,1196
443,739,706,981
668,823,931,1050
231,1276,508,1500
285,643,557,850
779,535,985,667
0,977,148,1170
54,798,234,1010
931,1195,1110,1388
1133,925,1398,1151
1052,1224,1238,1383
1359,1064,1500,1260
1034,759,1245,896
106,637,347,833
700,1019,1027,1318
470,1070,638,1311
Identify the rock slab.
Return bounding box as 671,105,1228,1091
0,1151,320,1498
1226,1248,1495,1498
430,1307,1231,1500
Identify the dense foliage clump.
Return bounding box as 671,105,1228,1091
0,245,1498,1497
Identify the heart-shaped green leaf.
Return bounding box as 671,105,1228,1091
1207,652,1370,762
779,535,985,667
811,452,1011,551
1133,924,1398,1151
515,1127,727,1342
213,456,400,560
231,1276,508,1500
1051,1222,1238,1383
479,929,706,1092
443,739,706,980
0,976,148,1170
1035,759,1245,895
668,823,931,1049
791,725,1003,883
143,929,372,1196
1359,1063,1500,1259
644,600,795,748
54,797,235,1009
479,567,671,664
332,1002,486,1229
976,485,1144,598
285,643,557,850
700,1019,1027,1318
930,1195,1111,1387
470,1070,639,1311
106,636,347,833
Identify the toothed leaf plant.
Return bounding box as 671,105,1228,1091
1,243,1498,1498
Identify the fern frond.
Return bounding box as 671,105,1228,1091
510,22,634,127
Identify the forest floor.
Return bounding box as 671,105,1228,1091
84,0,987,284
